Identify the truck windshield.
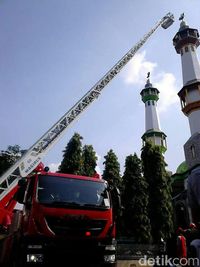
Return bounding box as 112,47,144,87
37,175,110,209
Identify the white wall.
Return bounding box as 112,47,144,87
181,46,200,85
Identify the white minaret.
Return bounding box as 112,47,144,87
173,14,200,168
173,15,200,136
140,72,167,152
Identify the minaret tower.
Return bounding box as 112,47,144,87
173,14,200,136
173,14,200,168
140,72,167,152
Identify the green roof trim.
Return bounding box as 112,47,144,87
140,87,160,95
142,94,159,103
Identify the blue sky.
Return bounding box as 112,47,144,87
0,0,199,174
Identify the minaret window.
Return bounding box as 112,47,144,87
185,46,189,53
181,99,186,108
191,145,196,158
148,101,150,106
181,49,183,56
194,30,199,38
180,100,183,109
180,94,186,109
163,137,166,148
191,46,195,52
182,31,187,38
152,101,155,105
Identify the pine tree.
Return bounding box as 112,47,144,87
59,133,83,174
141,142,174,243
122,153,152,243
102,149,122,236
102,149,121,188
82,145,97,177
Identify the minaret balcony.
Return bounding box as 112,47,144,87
140,88,159,103
178,81,200,112
173,28,199,54
141,130,167,153
181,100,200,116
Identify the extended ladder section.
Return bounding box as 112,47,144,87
0,13,174,202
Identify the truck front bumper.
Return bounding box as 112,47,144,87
23,236,117,266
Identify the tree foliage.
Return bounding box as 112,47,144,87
82,145,97,177
59,133,83,175
102,149,122,237
122,153,152,243
141,142,174,243
102,149,121,188
0,145,22,176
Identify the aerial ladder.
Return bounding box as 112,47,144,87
0,13,174,210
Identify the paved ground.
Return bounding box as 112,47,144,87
117,260,137,267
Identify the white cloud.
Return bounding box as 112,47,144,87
123,50,179,112
155,73,179,113
123,50,157,85
48,162,60,172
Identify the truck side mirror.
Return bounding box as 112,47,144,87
16,178,27,204
114,187,121,210
110,186,121,213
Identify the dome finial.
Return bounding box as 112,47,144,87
145,72,152,88
146,71,150,83
179,13,189,30
179,13,184,21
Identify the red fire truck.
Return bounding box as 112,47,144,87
1,166,120,266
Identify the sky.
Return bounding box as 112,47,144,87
0,0,199,175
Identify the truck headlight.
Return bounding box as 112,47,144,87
104,254,116,263
27,254,44,263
